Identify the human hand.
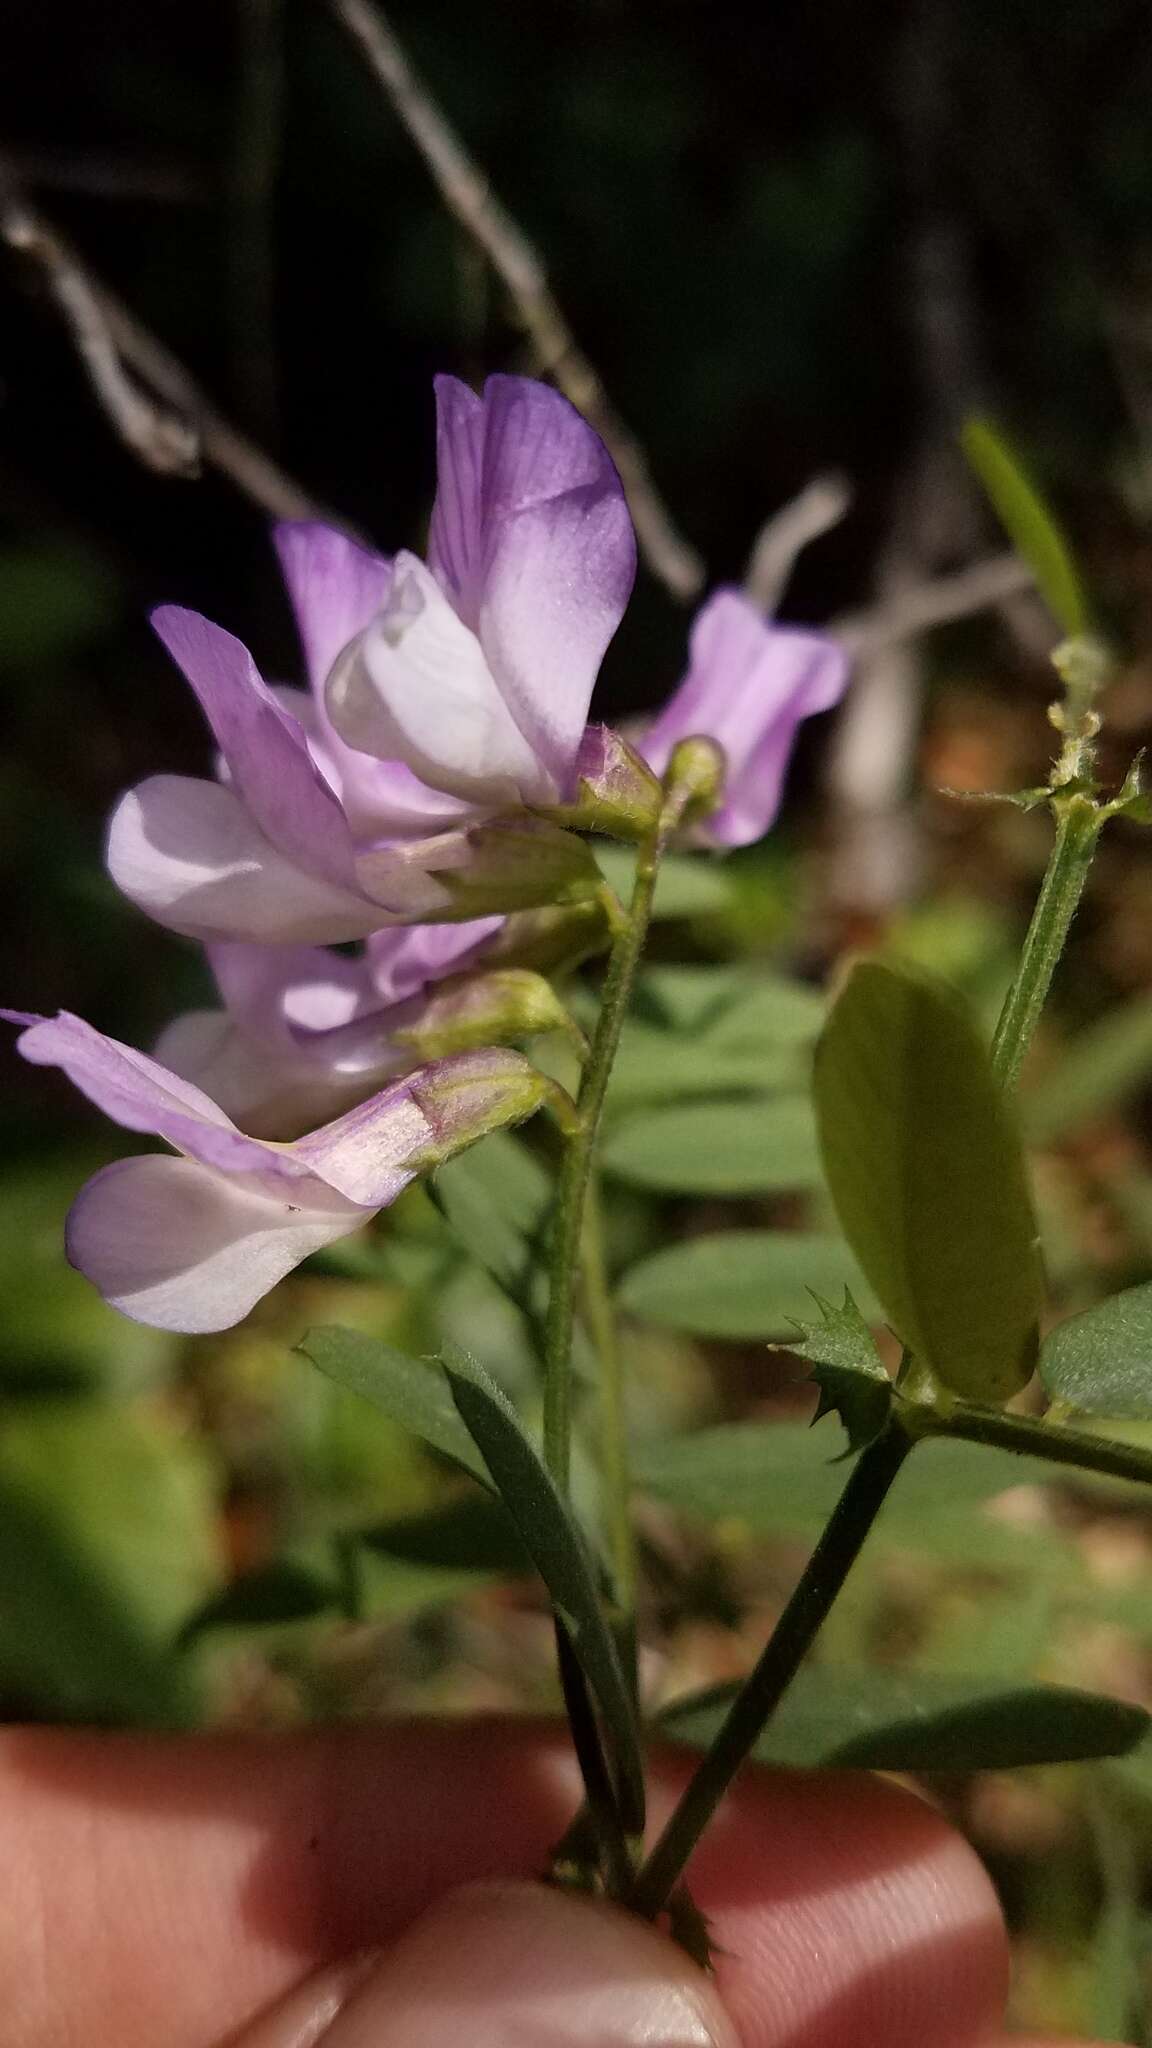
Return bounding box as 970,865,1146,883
0,1720,1110,2046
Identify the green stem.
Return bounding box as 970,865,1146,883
542,830,661,1492
922,1400,1152,1491
990,793,1100,1092
629,1424,912,1920
582,1173,637,1666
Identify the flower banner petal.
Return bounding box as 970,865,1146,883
473,376,636,788
273,521,393,695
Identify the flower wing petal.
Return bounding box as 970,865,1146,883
107,776,389,943
152,605,356,886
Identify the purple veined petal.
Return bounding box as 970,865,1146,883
107,776,392,943
365,916,502,1008
641,589,849,847
427,374,485,615
152,605,357,888
325,552,554,804
6,1007,294,1176
471,376,637,789
290,1069,433,1204
273,521,393,696
66,1154,367,1333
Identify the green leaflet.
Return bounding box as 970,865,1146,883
298,1328,491,1486
442,1349,645,1833
813,961,1042,1400
660,1667,1148,1772
602,1094,823,1195
962,415,1089,638
619,1232,873,1339
1040,1282,1152,1419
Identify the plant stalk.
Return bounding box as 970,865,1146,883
582,1173,637,1624
922,1400,1152,1490
629,1423,912,1920
989,793,1100,1092
542,828,661,1492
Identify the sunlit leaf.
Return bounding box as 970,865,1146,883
618,1232,872,1338
962,416,1088,638
661,1667,1148,1771
814,961,1042,1400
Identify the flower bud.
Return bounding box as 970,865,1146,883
483,897,612,976
662,734,727,830
538,725,663,842
427,816,603,917
406,1047,562,1166
395,969,571,1060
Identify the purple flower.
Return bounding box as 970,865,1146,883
105,376,634,946
326,375,636,806
5,1010,551,1332
640,589,849,847
154,920,501,1139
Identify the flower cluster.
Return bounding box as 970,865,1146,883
9,373,848,1332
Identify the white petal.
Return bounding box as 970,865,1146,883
66,1155,366,1333
107,776,391,943
325,553,553,805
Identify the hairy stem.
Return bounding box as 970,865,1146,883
543,831,661,1491
582,1173,637,1657
629,1424,912,1920
990,793,1100,1092
922,1400,1152,1490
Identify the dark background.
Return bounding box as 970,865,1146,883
3,0,1152,1090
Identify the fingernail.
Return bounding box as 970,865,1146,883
312,1881,739,2046
229,1952,379,2047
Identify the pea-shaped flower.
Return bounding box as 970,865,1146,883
5,1011,553,1332
640,589,849,846
107,376,634,946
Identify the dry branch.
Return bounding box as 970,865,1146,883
327,0,704,601
0,172,345,528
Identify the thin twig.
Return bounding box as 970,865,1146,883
230,0,286,438
0,170,348,527
832,549,1036,657
326,0,705,601
744,472,851,613
1,197,198,478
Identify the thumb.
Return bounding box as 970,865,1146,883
233,1880,739,2047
